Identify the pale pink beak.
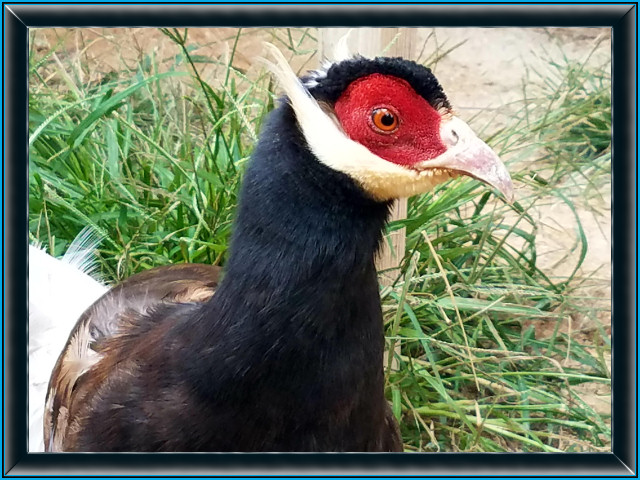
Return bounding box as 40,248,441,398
418,116,514,203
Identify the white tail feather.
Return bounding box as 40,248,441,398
28,227,108,452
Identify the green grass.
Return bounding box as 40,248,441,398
28,27,611,452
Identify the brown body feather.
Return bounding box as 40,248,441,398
44,264,221,451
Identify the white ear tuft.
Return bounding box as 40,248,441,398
332,29,354,62
261,42,314,104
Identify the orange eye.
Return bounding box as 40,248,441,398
371,108,399,133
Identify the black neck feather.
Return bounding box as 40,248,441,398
206,101,391,339
182,103,392,435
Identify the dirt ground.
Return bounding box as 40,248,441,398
432,28,612,421
31,26,612,421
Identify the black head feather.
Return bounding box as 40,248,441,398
302,56,451,112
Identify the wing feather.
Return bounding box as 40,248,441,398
44,263,221,451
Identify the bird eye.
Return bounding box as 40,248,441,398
371,108,398,133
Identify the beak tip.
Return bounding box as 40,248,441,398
503,190,515,205
496,179,515,204
499,181,515,204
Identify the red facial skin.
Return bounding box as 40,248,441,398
334,74,447,166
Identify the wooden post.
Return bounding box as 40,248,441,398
318,28,416,285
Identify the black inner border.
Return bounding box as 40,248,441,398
4,3,636,477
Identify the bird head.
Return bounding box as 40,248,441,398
263,43,514,203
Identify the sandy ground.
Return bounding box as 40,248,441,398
429,28,612,420
31,25,612,431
